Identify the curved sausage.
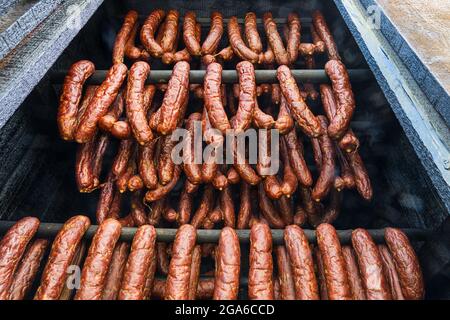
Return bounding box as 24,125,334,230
126,62,154,145
277,65,321,137
283,130,313,187
244,12,262,54
312,10,340,61
140,9,166,57
274,94,294,134
220,186,235,228
384,228,424,300
228,16,259,63
75,63,128,143
284,225,319,300
102,242,130,300
275,246,295,300
58,60,95,141
248,223,274,300
178,183,194,225
138,139,158,190
316,223,352,300
113,10,139,64
341,246,366,300
74,219,122,300
233,61,256,132
202,12,224,55
145,165,182,202
98,90,124,132
258,184,285,229
237,181,252,229
280,139,298,197
277,195,294,226
158,135,176,185
213,227,240,300
75,138,97,192
8,238,48,300
286,13,301,64
118,225,156,300
183,11,201,56
351,229,392,300
156,61,190,135
125,23,151,61
314,248,329,300
263,12,289,65
183,113,203,184
204,63,231,134
188,245,202,300
378,244,405,300
160,10,179,53
35,216,90,300
190,186,215,228
165,224,197,300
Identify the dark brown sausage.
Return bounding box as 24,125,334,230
74,219,122,300
284,225,319,300
316,223,352,300
220,186,235,228
346,151,373,201
234,61,256,132
312,10,341,60
341,246,366,300
98,90,124,133
275,246,296,300
244,12,262,54
125,23,151,61
112,139,134,178
118,225,156,300
384,228,424,300
277,65,322,137
156,242,170,275
202,12,224,55
113,10,139,64
263,175,283,200
204,63,231,134
75,138,97,193
156,61,190,135
140,9,166,57
0,217,40,300
213,227,240,300
248,223,274,300
188,245,202,300
378,244,405,300
274,94,294,134
280,139,298,197
165,224,197,300
102,242,130,300
138,139,158,190
8,239,48,300
258,184,285,229
237,181,252,229
283,130,313,187
277,195,294,226
228,16,259,63
35,216,90,300
178,182,194,225
351,229,392,300
183,11,201,56
314,248,329,300
145,165,182,202
183,113,203,185
334,147,356,191
190,186,215,228
58,60,95,141
263,12,290,65
160,10,179,53
158,135,176,185
286,13,301,64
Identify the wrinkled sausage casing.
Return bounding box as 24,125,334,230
0,217,40,300
275,246,296,300
316,223,352,300
284,225,320,300
113,10,139,64
248,223,274,300
228,16,259,63
341,246,366,300
141,9,166,57
75,219,122,300
183,11,201,56
234,61,256,132
244,12,262,54
384,228,424,300
312,10,341,61
213,227,241,300
378,244,405,300
351,228,392,300
202,12,224,55
58,60,95,141
160,10,179,54
263,12,289,65
75,63,128,143
102,242,130,300
35,216,90,300
118,225,156,300
165,224,197,300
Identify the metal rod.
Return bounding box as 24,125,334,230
51,69,373,85
0,221,433,245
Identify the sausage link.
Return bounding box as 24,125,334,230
351,229,392,300
346,151,373,201
102,242,130,300
335,147,356,191
293,205,308,227
253,100,275,129
8,239,48,300
35,216,90,300
384,228,424,300
95,173,114,224
98,90,124,132
248,223,274,300
311,116,336,201
113,10,139,64
275,246,296,300
237,181,252,229
284,225,319,300
244,12,262,54
228,17,259,63
204,63,231,134
341,246,366,300
191,186,215,228
118,225,156,300
165,224,197,300
310,188,342,227
92,133,109,185
202,12,224,55
140,9,166,57
183,113,203,184
125,23,151,61
75,138,97,192
130,191,148,227
234,61,256,132
183,11,201,56
75,63,127,143
314,248,328,300
274,94,294,134
112,139,134,178
213,227,240,300
58,60,95,141
271,84,281,105
286,13,301,64
156,242,170,275
145,165,182,202
378,244,405,300
156,61,190,135
74,219,122,300
263,12,289,65
188,245,202,300
116,152,136,193
258,184,285,229
220,186,235,228
158,135,176,185
279,138,298,197
277,195,294,226
126,62,154,145
312,10,340,60
283,130,313,187
277,65,321,137
160,10,179,53
263,175,283,200
138,140,158,190
316,223,352,300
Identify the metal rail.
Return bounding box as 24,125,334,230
0,221,433,244
51,69,373,85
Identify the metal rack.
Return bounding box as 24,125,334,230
0,221,433,244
